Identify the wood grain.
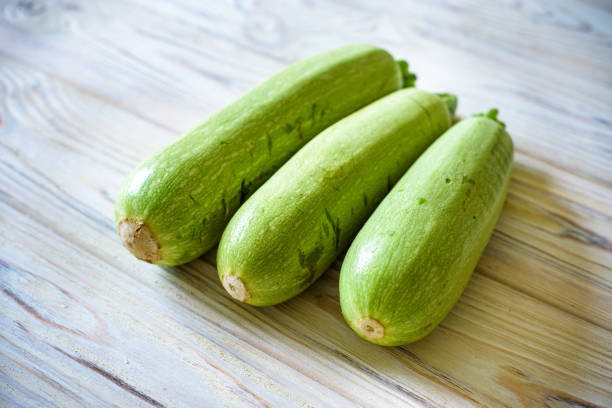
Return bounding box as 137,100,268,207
1,0,611,407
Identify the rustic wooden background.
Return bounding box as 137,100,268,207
1,0,611,407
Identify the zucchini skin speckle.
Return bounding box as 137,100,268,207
340,113,513,346
115,44,405,265
217,88,454,306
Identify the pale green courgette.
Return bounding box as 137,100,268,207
339,110,513,346
217,89,457,306
115,44,413,265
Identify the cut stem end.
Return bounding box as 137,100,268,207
117,217,161,264
475,108,506,128
222,274,251,302
357,317,385,340
436,93,458,117
396,60,417,88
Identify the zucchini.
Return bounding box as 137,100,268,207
115,44,413,265
217,88,457,306
339,110,513,345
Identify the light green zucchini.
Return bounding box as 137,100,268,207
339,110,513,345
217,88,457,306
115,44,413,265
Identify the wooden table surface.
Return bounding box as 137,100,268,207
1,1,611,407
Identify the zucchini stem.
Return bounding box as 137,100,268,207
357,317,385,340
117,218,161,263
475,108,506,128
222,274,251,302
396,60,417,88
436,93,458,117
